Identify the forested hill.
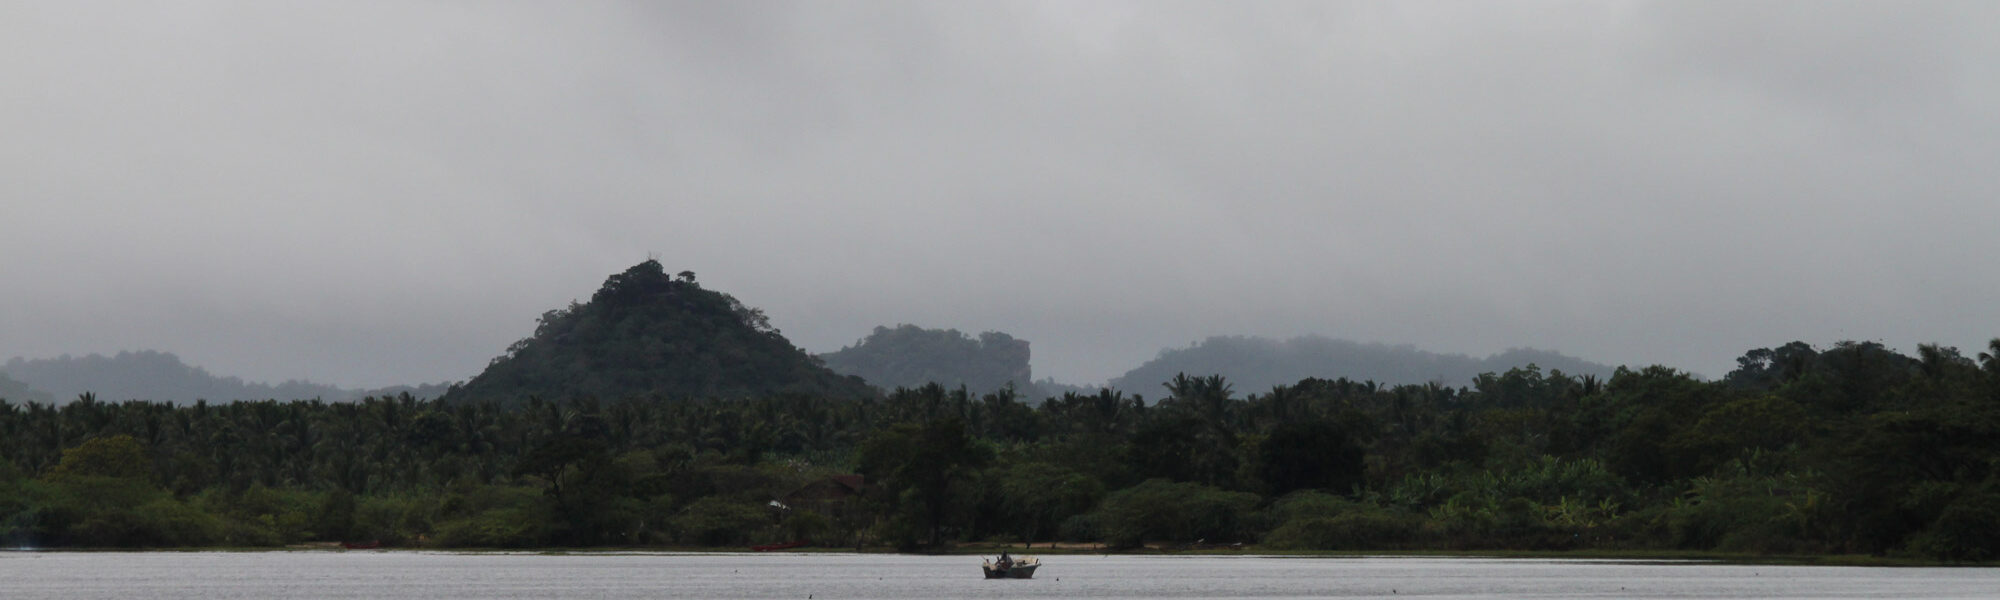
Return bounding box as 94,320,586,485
442,260,877,403
818,325,1040,397
1108,335,1616,393
1,351,352,404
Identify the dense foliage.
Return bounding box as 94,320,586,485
4,338,2000,561
442,261,876,403
819,325,1038,397
1108,335,1615,391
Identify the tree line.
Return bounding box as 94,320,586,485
3,338,2000,560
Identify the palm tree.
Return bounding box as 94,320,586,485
1979,338,2000,378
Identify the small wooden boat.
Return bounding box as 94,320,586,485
981,553,1039,579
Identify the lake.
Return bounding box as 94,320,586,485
1,551,1995,599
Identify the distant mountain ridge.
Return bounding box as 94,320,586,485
1,350,451,404
443,260,877,402
5,289,1623,404
1107,335,1616,394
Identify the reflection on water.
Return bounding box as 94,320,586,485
0,551,1995,599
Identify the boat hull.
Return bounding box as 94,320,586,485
982,563,1038,579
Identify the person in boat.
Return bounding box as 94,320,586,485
997,551,1012,570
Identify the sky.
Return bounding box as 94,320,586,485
4,1,1999,389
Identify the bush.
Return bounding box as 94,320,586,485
352,494,436,545
0,479,54,546
433,508,543,548
65,497,220,547
781,510,830,542
200,486,317,544
1664,477,1812,552
1493,456,1625,506
1909,492,2000,561
1268,490,1349,522
1265,509,1421,550
1092,479,1259,549
129,499,223,545
1058,513,1100,542
42,475,227,547
674,497,773,546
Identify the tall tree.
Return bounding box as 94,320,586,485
857,419,991,549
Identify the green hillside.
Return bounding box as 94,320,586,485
444,260,877,402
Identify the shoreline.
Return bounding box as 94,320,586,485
9,545,1972,567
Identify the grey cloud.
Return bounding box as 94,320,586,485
3,1,1996,388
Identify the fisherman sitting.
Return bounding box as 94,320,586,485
997,551,1012,569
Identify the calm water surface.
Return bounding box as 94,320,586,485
1,551,1995,599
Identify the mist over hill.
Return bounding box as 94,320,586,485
0,370,53,404
0,350,448,404
443,260,877,403
1106,335,1617,394
818,324,1042,397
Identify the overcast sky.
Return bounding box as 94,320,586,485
5,1,1998,389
